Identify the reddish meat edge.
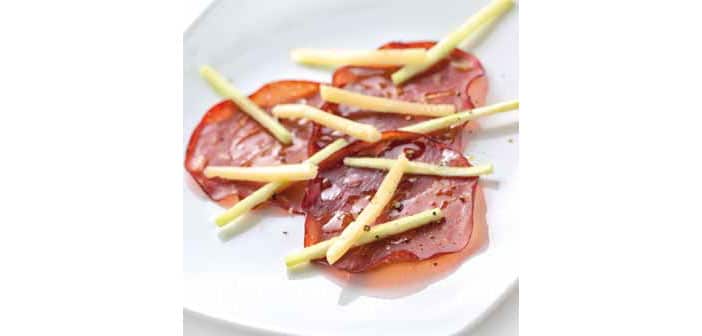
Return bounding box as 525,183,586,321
310,40,487,153
324,185,487,290
185,80,323,213
303,131,480,273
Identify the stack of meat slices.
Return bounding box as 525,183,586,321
186,41,489,273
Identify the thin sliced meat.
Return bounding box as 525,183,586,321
185,80,323,212
311,41,487,152
303,131,478,273
319,185,487,292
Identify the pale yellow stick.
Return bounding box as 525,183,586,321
204,163,318,182
200,65,292,144
214,183,279,227
326,152,409,264
285,208,443,268
392,0,514,85
272,104,381,142
400,100,519,134
320,85,455,117
344,158,493,177
291,48,428,67
214,139,348,227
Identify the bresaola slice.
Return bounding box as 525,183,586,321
185,80,323,212
303,131,478,273
312,41,487,152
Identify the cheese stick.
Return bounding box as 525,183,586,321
199,65,292,144
272,104,381,143
215,139,348,227
285,208,443,268
400,100,519,134
392,0,515,85
326,152,409,264
291,48,428,67
344,158,493,177
204,163,318,182
320,85,455,117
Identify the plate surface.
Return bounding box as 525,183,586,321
184,0,518,334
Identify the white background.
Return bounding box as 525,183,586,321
1,1,701,336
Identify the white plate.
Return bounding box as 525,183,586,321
184,0,518,334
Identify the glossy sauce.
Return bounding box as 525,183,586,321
321,185,487,294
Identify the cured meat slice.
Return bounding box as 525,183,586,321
303,131,479,273
312,41,487,152
185,80,323,212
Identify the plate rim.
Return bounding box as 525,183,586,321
184,280,517,336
